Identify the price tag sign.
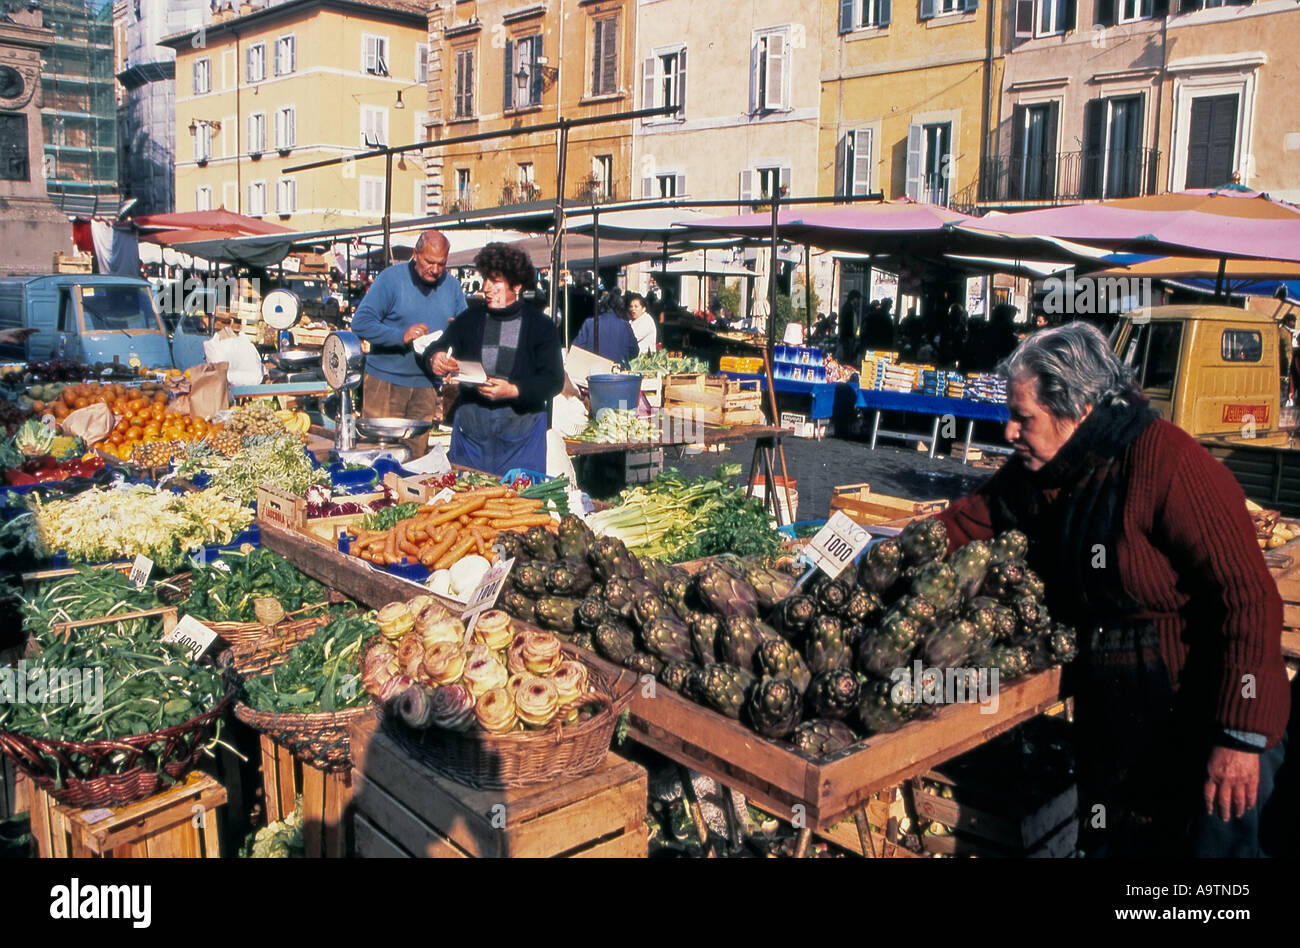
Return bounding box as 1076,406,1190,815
431,487,456,505
804,511,871,579
460,557,515,621
128,554,154,591
161,614,219,662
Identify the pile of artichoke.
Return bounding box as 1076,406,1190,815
362,598,599,734
493,515,1077,758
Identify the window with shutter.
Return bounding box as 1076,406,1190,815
1081,98,1105,197
193,59,210,94
248,113,265,154
1119,0,1154,21
417,43,429,84
591,15,619,96
1037,0,1069,34
739,169,754,206
1184,94,1238,189
277,178,296,215
1095,0,1117,25
248,181,266,216
276,36,295,75
246,43,265,82
1011,103,1058,200
195,186,212,211
904,123,924,200
503,39,514,110
364,36,389,76
842,0,891,29
275,107,295,149
455,47,475,118
754,29,789,112
361,106,387,148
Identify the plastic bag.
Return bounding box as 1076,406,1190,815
204,328,265,387
551,392,588,438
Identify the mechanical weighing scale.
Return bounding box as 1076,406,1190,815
321,330,432,465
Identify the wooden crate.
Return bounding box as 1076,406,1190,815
259,734,355,859
291,326,331,347
816,789,921,858
29,771,225,858
52,251,93,274
664,374,765,426
626,449,664,485
256,484,384,548
830,483,949,527
919,816,1077,858
349,719,647,858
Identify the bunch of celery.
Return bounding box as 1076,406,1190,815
585,464,750,562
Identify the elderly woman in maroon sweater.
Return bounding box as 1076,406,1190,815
937,322,1289,857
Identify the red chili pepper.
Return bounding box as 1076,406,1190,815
5,470,39,485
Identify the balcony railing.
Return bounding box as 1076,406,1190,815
978,148,1161,205
572,176,616,205
500,183,542,205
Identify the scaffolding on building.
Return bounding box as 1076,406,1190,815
42,0,123,217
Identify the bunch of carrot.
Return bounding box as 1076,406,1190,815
346,486,554,570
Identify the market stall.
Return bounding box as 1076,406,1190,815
856,389,1011,462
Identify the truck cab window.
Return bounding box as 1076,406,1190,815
58,289,78,333
1221,329,1262,363
79,287,158,332
1142,322,1182,395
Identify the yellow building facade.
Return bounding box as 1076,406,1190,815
162,0,430,232
818,0,1004,211
431,0,635,214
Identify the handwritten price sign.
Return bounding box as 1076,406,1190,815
804,512,871,579
129,554,154,591
161,615,219,662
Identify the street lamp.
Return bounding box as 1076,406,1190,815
515,64,529,105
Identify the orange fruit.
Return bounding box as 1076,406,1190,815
125,428,143,441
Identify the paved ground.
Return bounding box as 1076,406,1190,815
651,433,999,522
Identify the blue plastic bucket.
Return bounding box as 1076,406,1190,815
588,373,643,415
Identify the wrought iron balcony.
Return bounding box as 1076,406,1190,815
978,147,1161,206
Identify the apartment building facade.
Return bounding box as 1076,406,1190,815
162,0,430,231
432,0,635,215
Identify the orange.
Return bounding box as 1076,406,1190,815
125,428,143,441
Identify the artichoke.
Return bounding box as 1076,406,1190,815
815,577,853,616
493,530,529,563
590,536,645,583
922,619,979,669
899,517,948,567
989,644,1031,680
523,525,560,562
892,595,938,629
777,594,819,635
949,540,993,600
806,615,852,674
631,591,669,630
843,588,884,626
602,576,638,619
1047,623,1079,664
694,563,760,620
498,588,536,624
756,638,813,694
741,561,798,612
805,669,861,720
512,562,549,599
857,538,902,594
545,558,595,597
856,613,921,679
688,612,721,664
396,684,433,729
961,596,1001,646
570,631,595,652
746,677,803,739
576,595,608,630
857,675,914,735
695,663,754,720
593,619,637,665
534,596,581,634
991,529,1029,564
720,615,763,670
1014,568,1047,602
641,616,694,664
624,651,664,677
658,661,698,694
789,719,858,757
1010,593,1049,634
557,514,596,561
910,561,960,613
981,561,1026,600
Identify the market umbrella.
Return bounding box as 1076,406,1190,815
750,246,771,326
954,188,1300,265
678,199,1112,268
444,233,663,271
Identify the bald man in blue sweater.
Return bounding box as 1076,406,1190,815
351,230,467,454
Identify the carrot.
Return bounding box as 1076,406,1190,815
488,514,555,530
384,524,399,562
426,494,489,526
421,529,458,567
397,521,421,558
466,485,510,500
434,534,478,571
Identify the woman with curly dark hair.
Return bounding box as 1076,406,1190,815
422,242,564,475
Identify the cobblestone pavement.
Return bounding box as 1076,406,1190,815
660,434,1000,523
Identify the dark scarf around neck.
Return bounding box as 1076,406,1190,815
993,393,1160,622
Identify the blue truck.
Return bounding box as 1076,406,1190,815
0,274,208,370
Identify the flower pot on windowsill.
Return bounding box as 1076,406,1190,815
196,158,208,167
250,151,262,161
278,147,291,157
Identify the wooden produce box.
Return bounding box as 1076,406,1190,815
256,484,384,548
830,483,949,527
291,325,331,347
28,771,226,858
663,374,765,426
349,719,647,858
911,773,1077,857
602,639,1063,832
260,733,355,859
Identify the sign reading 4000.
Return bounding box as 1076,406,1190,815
805,512,871,579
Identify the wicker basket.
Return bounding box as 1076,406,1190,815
0,688,235,809
228,612,370,773
157,571,338,651
383,649,638,790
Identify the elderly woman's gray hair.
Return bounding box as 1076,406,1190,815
1001,322,1136,421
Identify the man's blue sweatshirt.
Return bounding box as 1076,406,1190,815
350,261,467,387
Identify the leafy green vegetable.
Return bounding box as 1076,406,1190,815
179,548,327,623
627,352,708,375
243,611,377,714
358,502,420,532
210,434,326,504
